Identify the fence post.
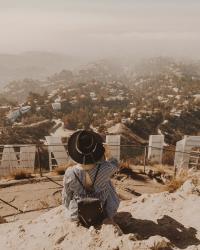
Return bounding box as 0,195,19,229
143,146,147,173
37,144,42,177
174,165,177,178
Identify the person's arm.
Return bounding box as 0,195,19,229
62,168,74,208
100,157,119,179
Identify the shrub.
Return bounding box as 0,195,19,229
153,164,165,174
10,169,33,180
54,195,62,206
120,160,131,170
119,160,133,176
166,170,188,193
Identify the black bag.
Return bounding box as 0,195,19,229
74,165,106,227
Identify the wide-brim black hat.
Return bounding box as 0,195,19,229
67,130,105,164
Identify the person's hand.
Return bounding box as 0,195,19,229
103,144,112,160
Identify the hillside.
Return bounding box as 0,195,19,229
0,57,200,145
0,52,81,89
107,123,147,145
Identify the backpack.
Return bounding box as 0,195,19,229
73,164,106,227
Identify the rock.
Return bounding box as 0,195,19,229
145,235,172,249
114,225,123,236
88,226,96,235
128,233,137,241
0,216,7,224
111,246,119,250
55,234,66,245
185,246,200,250
18,225,25,233
180,180,196,194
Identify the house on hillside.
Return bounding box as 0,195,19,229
52,102,61,111
20,106,31,114
6,105,31,123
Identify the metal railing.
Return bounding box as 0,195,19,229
189,149,200,169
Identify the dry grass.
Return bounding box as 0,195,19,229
166,170,189,193
118,160,147,181
149,164,174,177
38,199,50,209
150,240,173,250
192,176,200,186
152,164,166,174
53,189,62,206
54,195,62,206
10,169,33,180
120,160,131,170
53,161,74,175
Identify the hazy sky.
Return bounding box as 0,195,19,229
1,0,200,59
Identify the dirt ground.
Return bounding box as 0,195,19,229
1,174,199,250
0,166,167,223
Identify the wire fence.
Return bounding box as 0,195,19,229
0,143,199,178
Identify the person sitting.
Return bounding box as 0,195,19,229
62,130,120,227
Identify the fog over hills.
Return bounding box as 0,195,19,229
0,51,83,88
1,1,200,88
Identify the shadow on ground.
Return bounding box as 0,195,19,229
118,168,147,182
115,212,200,249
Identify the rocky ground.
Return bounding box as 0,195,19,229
0,169,199,250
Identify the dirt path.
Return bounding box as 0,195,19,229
0,179,63,221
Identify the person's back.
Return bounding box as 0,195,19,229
62,130,120,226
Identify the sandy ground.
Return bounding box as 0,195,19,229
0,177,63,221
1,166,199,250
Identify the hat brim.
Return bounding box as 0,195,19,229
67,130,105,164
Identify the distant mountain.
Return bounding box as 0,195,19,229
0,51,82,88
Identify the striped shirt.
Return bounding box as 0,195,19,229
62,158,120,220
